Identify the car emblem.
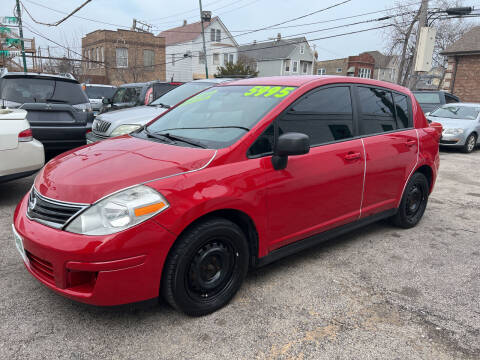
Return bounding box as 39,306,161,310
28,197,37,211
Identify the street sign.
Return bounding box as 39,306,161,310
0,16,18,25
0,50,22,57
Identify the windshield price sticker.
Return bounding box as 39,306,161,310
181,90,218,106
244,86,295,98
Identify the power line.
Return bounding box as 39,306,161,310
147,0,230,22
21,0,92,27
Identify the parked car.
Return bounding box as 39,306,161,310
427,103,480,153
100,81,183,114
82,83,116,116
413,90,459,114
13,76,439,316
0,71,93,153
0,109,44,183
86,78,235,143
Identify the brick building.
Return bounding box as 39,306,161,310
81,29,166,85
441,26,480,102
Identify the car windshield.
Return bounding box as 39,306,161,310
430,105,480,120
143,85,297,149
150,82,214,107
112,87,141,103
0,77,88,105
413,92,441,104
85,86,116,99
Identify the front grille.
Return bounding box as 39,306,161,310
93,119,111,134
26,251,55,284
26,189,86,229
440,139,458,144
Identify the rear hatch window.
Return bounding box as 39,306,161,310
1,77,88,105
85,86,116,99
112,87,142,103
413,92,441,104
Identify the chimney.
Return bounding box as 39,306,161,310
183,20,187,26
277,33,281,41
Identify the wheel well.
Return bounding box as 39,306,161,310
177,209,259,267
415,165,433,192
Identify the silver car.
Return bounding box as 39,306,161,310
86,78,235,143
83,84,117,116
427,103,480,153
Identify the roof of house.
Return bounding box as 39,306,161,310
442,26,480,55
238,37,307,61
364,51,395,68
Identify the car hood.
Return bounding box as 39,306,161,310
426,116,475,129
34,135,216,204
97,106,165,125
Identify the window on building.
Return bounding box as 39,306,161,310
199,51,206,64
210,28,215,41
223,54,228,65
336,68,342,73
213,53,220,65
96,48,101,68
358,68,371,78
101,47,104,67
300,45,305,54
216,29,221,42
84,51,88,69
116,47,128,68
292,61,298,73
317,68,326,75
88,49,92,68
279,86,354,146
285,59,290,72
143,49,154,70
229,53,234,63
302,62,308,73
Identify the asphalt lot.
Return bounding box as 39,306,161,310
1,149,479,360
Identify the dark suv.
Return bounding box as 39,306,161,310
0,72,93,153
101,81,183,113
413,91,460,114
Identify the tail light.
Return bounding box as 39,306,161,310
18,128,33,142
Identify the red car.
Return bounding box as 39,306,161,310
13,76,440,316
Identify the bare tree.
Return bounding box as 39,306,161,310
383,0,475,88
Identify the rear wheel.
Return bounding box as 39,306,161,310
161,218,249,316
462,134,477,153
391,172,429,229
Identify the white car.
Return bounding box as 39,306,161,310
0,109,44,183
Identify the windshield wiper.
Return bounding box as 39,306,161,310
150,102,171,109
143,128,174,144
156,132,207,148
45,98,68,103
159,126,250,132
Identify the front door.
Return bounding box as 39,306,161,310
257,85,366,251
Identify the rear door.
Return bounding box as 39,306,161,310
355,86,418,217
261,85,365,251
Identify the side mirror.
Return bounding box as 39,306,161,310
272,132,310,170
102,97,111,105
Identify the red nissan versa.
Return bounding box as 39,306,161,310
13,76,440,316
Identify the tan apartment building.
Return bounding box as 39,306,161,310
81,29,166,85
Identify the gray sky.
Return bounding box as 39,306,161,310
2,0,476,62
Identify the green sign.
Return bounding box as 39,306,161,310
4,38,20,46
243,86,296,98
0,26,12,35
1,16,18,24
0,50,21,57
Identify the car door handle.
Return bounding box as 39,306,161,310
406,139,417,147
344,152,362,160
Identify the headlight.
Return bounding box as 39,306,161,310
111,124,142,137
443,128,464,135
65,185,169,235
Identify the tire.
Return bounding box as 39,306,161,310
462,133,477,153
391,172,429,229
161,217,249,316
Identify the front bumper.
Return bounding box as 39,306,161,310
440,133,466,146
13,193,176,306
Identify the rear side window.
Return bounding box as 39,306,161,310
445,94,459,104
357,86,396,135
1,77,88,105
393,93,411,129
153,83,179,99
278,86,354,146
113,87,141,103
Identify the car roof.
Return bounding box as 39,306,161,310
192,78,237,84
223,75,411,93
1,72,79,83
441,102,480,107
84,83,116,88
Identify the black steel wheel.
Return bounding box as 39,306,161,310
161,218,249,316
391,172,429,228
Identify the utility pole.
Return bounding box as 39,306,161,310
15,0,27,72
410,0,429,89
198,0,208,79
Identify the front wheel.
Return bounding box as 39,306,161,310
391,172,429,229
161,218,249,316
462,133,477,153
